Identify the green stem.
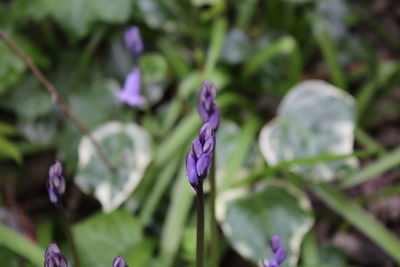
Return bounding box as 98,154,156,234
196,181,204,267
59,207,81,267
210,156,219,267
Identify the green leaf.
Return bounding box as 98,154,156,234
203,17,228,78
311,183,400,264
0,122,17,136
0,248,19,267
159,165,194,267
75,121,152,212
341,146,400,188
139,53,169,104
0,136,22,163
39,0,132,38
312,15,347,90
217,181,314,267
0,41,26,95
259,80,357,182
0,76,53,120
0,223,44,266
124,239,155,267
73,210,143,267
243,36,298,78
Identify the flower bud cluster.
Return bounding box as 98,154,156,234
186,123,216,191
47,160,66,206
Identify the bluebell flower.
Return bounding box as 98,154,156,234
44,242,69,267
47,160,66,207
186,123,216,191
113,255,128,267
198,80,220,131
124,26,143,58
117,67,145,106
263,235,287,267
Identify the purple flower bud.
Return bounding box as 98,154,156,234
186,123,216,191
118,67,145,107
44,242,69,267
198,81,220,131
186,153,199,190
263,235,287,267
124,26,143,58
113,255,129,267
199,123,212,144
275,246,287,264
265,259,278,267
269,235,281,253
47,161,66,206
196,154,211,180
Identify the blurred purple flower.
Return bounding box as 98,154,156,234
117,67,145,106
44,242,69,267
124,26,143,58
113,255,128,267
186,123,215,191
47,160,66,207
263,235,287,267
198,80,220,131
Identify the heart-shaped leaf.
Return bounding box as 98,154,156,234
73,210,143,267
217,181,314,267
75,121,152,212
259,80,357,181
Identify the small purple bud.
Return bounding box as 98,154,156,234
118,67,145,107
124,26,143,58
275,246,287,264
196,154,211,180
208,107,220,131
45,242,61,256
113,255,129,267
269,235,281,253
199,123,212,144
47,161,66,206
266,259,278,267
44,242,69,267
202,135,215,155
192,138,203,159
186,153,199,191
198,80,220,131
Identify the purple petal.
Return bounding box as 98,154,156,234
197,103,210,123
192,138,203,159
269,235,281,253
49,160,62,177
196,154,211,180
124,26,143,57
45,242,61,257
113,255,128,267
199,123,212,144
118,67,145,106
267,259,278,267
208,108,220,131
186,153,198,190
202,135,215,155
275,246,287,264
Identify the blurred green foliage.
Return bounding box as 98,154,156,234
1,0,400,266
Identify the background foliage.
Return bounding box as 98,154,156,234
1,0,400,266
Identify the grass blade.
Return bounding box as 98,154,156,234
0,223,44,266
310,183,400,264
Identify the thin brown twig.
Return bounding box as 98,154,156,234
0,31,116,173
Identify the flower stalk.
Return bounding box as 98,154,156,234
196,180,205,267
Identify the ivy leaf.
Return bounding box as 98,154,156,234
259,80,357,182
75,121,152,212
217,181,314,267
73,211,143,267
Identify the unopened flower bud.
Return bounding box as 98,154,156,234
113,255,128,267
124,26,143,58
47,160,66,206
44,242,69,267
